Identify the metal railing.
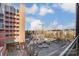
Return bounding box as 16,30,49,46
59,35,79,56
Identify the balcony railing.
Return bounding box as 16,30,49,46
59,35,79,56
0,9,4,14
0,23,4,29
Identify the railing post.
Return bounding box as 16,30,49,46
76,3,79,56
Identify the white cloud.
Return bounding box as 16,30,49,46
26,4,38,14
30,19,43,30
25,4,54,16
39,6,54,16
59,3,76,13
26,17,43,30
26,18,75,30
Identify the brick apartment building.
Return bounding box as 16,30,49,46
0,3,25,55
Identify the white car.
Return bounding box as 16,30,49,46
38,43,49,48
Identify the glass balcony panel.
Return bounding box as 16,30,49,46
0,23,4,29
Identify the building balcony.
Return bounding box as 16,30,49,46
0,37,5,40
5,18,10,22
5,36,15,39
0,32,5,40
0,23,4,29
0,9,4,14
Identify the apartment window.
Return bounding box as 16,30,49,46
0,3,3,8
0,3,1,7
0,19,3,23
13,17,15,20
14,22,16,23
10,26,12,28
10,12,13,15
10,21,12,23
17,9,19,13
5,21,9,23
17,30,19,32
9,34,12,36
6,34,9,36
10,6,16,13
17,18,19,20
5,16,9,19
10,17,12,19
10,30,12,32
17,22,19,24
16,34,19,36
17,26,19,28
0,23,4,28
5,5,10,12
5,11,9,14
13,26,15,28
0,14,4,18
5,26,9,28
17,14,19,16
13,34,15,36
6,30,9,32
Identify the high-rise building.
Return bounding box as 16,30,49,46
0,3,25,55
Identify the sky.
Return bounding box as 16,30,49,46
13,3,76,30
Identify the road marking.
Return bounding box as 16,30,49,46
48,50,58,56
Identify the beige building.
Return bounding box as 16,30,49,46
27,29,75,41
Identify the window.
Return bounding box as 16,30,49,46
16,34,19,36
17,26,19,28
17,18,19,20
17,22,19,24
0,19,3,23
10,6,16,13
5,11,9,14
5,21,9,23
10,34,12,36
0,14,4,18
0,3,1,7
17,30,19,32
5,26,9,28
5,5,10,12
17,9,19,13
5,16,9,19
10,17,12,19
17,14,19,16
0,23,4,28
6,34,9,36
6,30,9,32
10,26,12,28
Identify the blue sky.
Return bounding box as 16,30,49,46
13,3,76,30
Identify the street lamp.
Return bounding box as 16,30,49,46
39,23,44,33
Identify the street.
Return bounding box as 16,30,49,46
36,40,70,56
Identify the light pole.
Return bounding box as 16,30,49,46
38,23,44,33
